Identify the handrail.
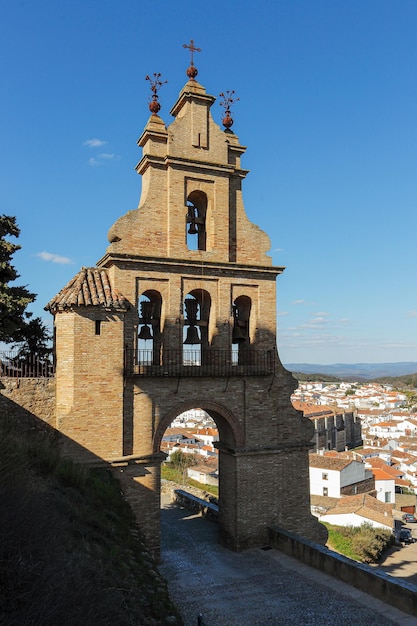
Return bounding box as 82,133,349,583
125,348,276,377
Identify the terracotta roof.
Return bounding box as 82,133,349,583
292,401,334,417
309,454,353,470
322,493,393,527
45,267,129,312
193,428,218,437
371,468,396,481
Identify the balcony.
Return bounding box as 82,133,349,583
125,348,276,377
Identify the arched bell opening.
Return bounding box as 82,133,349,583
232,295,252,365
182,289,211,366
138,290,162,365
186,191,207,251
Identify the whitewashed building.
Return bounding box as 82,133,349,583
309,454,374,498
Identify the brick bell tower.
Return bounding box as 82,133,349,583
47,43,327,555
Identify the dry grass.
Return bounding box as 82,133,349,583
0,414,182,626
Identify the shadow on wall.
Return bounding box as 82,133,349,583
0,379,162,557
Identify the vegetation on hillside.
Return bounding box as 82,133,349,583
292,372,343,382
324,522,394,563
0,413,182,625
292,371,417,388
371,374,417,390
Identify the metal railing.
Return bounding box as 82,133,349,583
0,352,54,378
125,348,276,377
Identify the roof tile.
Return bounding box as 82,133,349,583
45,267,130,312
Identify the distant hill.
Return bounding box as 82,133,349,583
284,362,417,380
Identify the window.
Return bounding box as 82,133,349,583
323,487,328,497
385,492,391,503
95,320,101,335
322,472,328,480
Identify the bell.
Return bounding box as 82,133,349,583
232,325,246,344
184,325,201,345
188,221,198,235
184,298,199,321
138,324,153,341
140,300,153,320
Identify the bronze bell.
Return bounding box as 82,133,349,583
188,221,198,235
232,325,246,344
184,325,201,344
138,324,153,341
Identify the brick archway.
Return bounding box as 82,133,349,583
153,400,245,454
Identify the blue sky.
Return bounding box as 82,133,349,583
2,0,416,365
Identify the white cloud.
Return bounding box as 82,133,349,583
293,299,305,305
83,138,107,148
88,153,120,167
408,310,417,318
37,251,72,265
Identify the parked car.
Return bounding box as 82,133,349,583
402,513,417,523
399,528,415,544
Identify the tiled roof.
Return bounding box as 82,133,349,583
45,267,129,312
193,428,218,436
309,454,353,470
292,401,334,417
371,468,396,481
315,493,393,527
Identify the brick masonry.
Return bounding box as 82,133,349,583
45,72,328,555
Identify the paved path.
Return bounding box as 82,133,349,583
371,522,417,585
160,500,417,626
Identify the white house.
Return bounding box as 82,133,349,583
187,463,218,487
368,421,401,439
193,427,219,446
396,419,417,437
370,468,396,504
318,493,393,530
309,454,373,498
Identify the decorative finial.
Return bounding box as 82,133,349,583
183,39,201,81
145,73,167,115
219,90,239,130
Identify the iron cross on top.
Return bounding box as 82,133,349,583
183,39,201,66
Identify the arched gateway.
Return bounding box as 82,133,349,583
46,51,327,556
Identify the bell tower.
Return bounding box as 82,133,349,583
47,44,327,555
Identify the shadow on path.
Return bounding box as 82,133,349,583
160,500,416,626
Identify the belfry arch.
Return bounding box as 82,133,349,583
46,53,327,557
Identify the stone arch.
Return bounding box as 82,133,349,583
153,399,244,454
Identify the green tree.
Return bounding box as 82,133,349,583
12,317,51,357
0,216,50,353
169,449,196,485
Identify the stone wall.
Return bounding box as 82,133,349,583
268,525,417,618
0,377,55,428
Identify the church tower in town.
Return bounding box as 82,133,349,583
47,43,327,554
